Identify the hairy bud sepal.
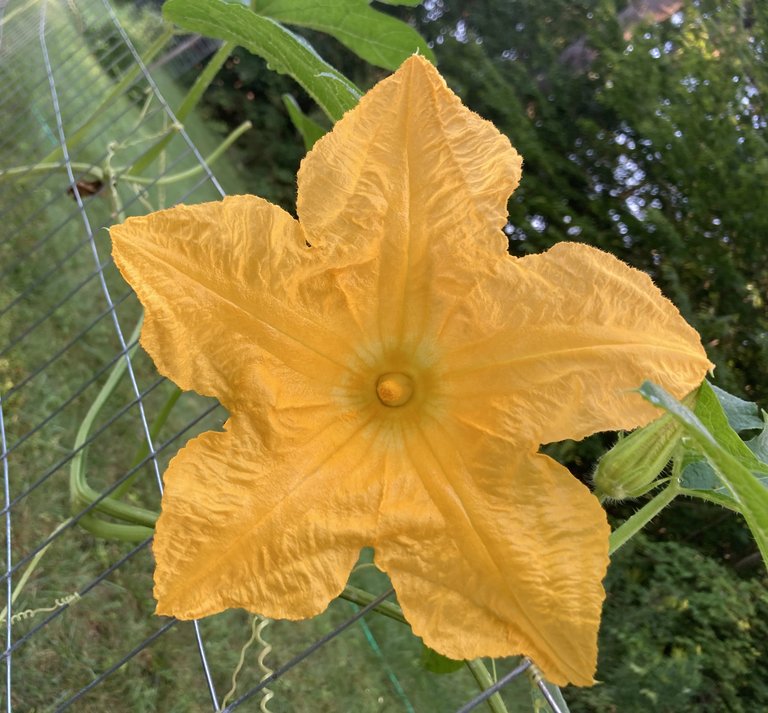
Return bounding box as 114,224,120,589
594,414,683,500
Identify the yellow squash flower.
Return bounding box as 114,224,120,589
110,56,711,686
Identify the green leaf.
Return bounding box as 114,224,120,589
131,40,235,176
679,460,745,510
420,645,464,675
251,0,435,69
680,387,768,505
746,415,768,464
694,382,768,476
281,94,327,151
680,460,720,491
163,0,360,122
710,383,765,432
639,381,768,569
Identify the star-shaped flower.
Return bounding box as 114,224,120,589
110,56,711,686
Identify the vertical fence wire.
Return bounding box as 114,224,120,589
36,1,220,708
99,0,225,197
0,397,219,591
1,401,11,713
97,5,225,702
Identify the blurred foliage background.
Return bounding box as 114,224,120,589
117,0,768,709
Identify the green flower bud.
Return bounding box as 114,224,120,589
593,414,683,500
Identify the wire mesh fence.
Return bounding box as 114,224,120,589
0,1,566,710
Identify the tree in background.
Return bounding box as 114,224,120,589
414,0,768,404
568,534,768,712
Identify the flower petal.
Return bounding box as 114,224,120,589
154,413,382,620
296,54,522,343
110,196,354,409
374,418,609,686
442,242,713,445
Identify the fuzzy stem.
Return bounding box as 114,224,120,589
608,482,680,555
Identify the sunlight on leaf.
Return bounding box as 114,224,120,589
163,0,360,121
250,0,434,69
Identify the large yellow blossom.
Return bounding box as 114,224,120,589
110,56,711,686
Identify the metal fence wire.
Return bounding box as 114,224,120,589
0,1,565,710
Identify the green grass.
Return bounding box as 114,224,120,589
0,1,536,711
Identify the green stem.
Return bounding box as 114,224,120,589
111,385,182,500
464,659,510,713
65,57,247,543
341,586,507,713
340,585,407,624
120,120,252,185
0,519,72,623
2,119,250,187
679,487,742,512
0,162,104,181
608,482,680,555
130,40,236,176
69,317,159,539
78,512,155,542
